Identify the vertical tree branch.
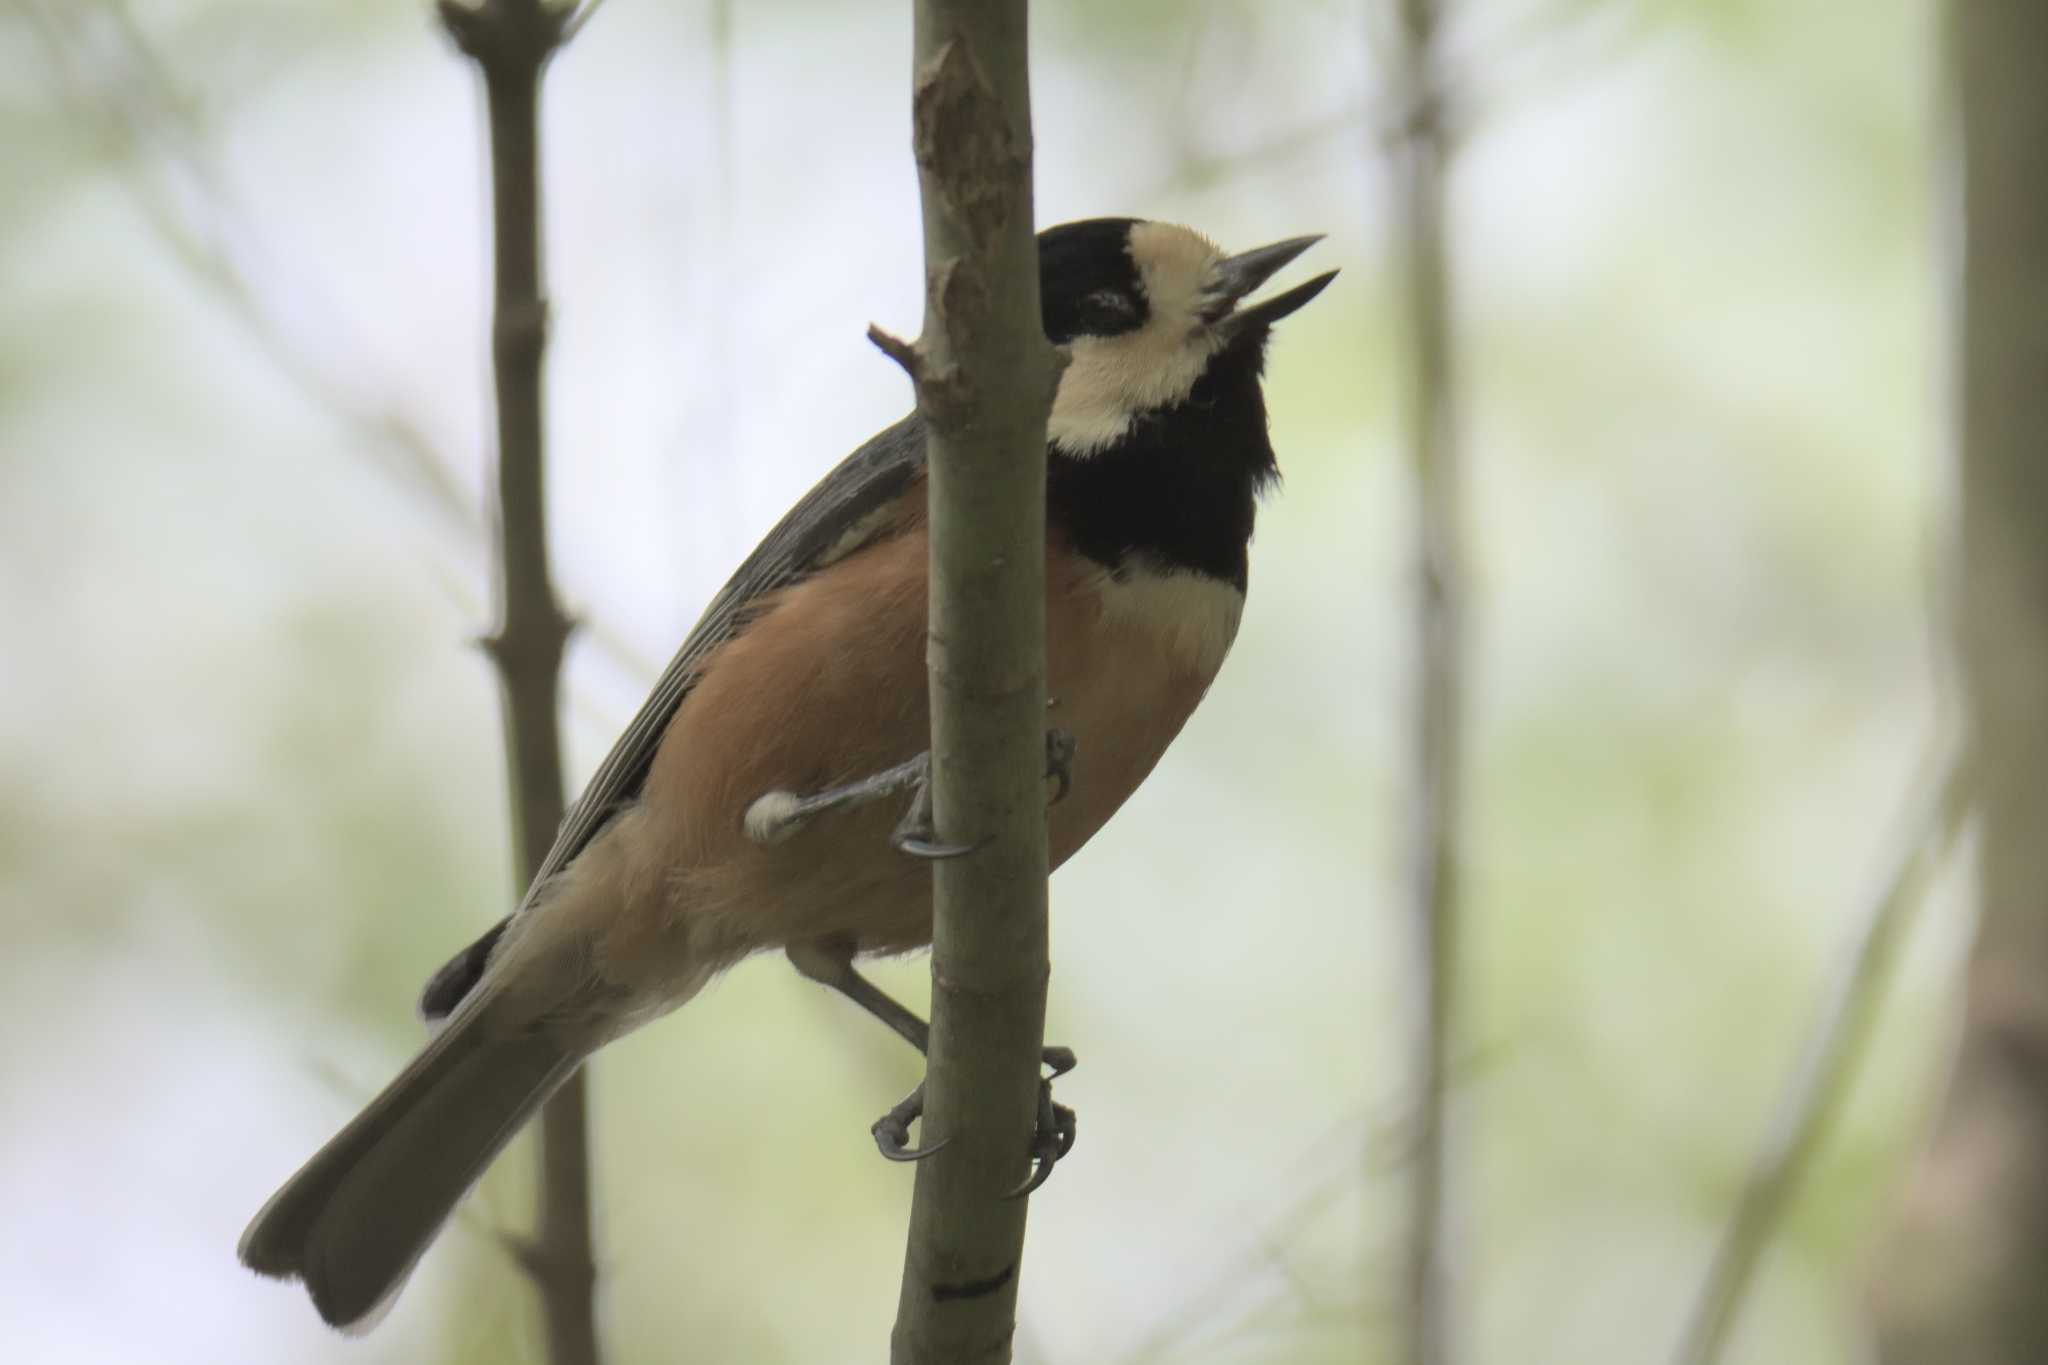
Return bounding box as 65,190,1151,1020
1388,2,1463,1363
1870,2,2048,1360
1671,749,1970,1365
437,4,599,1364
878,4,1061,1361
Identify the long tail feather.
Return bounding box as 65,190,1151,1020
239,1002,580,1330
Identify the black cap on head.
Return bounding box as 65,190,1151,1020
1037,218,1148,343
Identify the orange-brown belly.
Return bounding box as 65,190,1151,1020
608,525,1235,987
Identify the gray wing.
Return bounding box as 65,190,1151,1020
533,410,928,901
421,412,926,1018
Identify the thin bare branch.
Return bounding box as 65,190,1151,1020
1159,0,1652,204
436,2,600,1363
560,0,613,44
1670,747,1972,1365
1869,2,2048,1355
1385,0,1465,1362
1674,310,1969,1364
1122,1102,1410,1364
20,0,479,545
20,0,667,711
885,5,1061,1362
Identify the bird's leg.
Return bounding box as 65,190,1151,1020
885,760,976,861
788,935,1079,1190
892,726,1077,858
788,936,932,1054
743,752,933,845
747,729,1077,862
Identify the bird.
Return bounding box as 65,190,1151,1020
238,217,1334,1331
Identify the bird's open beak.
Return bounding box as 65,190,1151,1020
1208,235,1337,337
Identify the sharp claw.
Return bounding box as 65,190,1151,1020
1006,1156,1056,1199
872,1082,949,1162
886,730,1075,856
1004,1070,1077,1198
872,1049,1076,1190
1052,1102,1077,1160
891,760,980,859
875,1127,950,1162
892,831,984,860
999,1055,1081,1203
1045,728,1076,806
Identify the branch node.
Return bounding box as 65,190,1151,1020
869,325,972,429
499,1229,546,1279
495,297,552,361
477,603,575,667
437,0,570,70
868,324,926,381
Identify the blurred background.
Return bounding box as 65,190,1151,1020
0,0,1961,1361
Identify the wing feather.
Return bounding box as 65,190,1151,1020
422,412,926,1017
523,411,928,907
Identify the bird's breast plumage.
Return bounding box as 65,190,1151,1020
593,502,1239,989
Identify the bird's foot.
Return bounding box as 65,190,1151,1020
871,1045,1079,1199
888,760,978,860
743,752,932,846
1043,728,1077,804
748,732,1076,857
1008,1046,1078,1198
872,1079,946,1161
891,728,1077,860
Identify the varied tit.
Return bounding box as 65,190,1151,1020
239,218,1334,1330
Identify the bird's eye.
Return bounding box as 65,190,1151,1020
1080,289,1138,330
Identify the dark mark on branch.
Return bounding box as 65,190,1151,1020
931,1262,1017,1302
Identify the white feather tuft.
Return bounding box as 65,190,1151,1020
744,790,804,844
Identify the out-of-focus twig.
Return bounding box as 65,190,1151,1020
1118,1032,1514,1365
1673,360,1969,1363
1157,0,1648,202
1121,1102,1410,1364
18,0,480,547
1159,103,1373,196
435,2,602,1363
1384,0,1465,1362
1869,2,2048,1357
17,0,661,702
1669,746,1972,1365
560,0,611,43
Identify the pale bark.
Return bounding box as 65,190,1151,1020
878,3,1061,1361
